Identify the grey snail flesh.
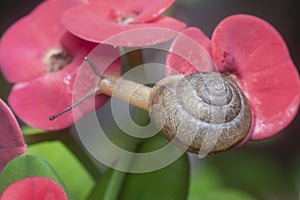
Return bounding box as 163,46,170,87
149,72,251,154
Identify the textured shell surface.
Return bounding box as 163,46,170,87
149,72,251,154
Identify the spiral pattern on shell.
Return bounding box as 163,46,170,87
149,72,251,154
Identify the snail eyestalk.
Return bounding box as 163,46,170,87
49,56,104,121
84,56,104,78
49,87,100,121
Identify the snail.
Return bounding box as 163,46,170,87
149,72,251,154
50,57,252,154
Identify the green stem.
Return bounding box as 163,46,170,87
24,129,101,180
125,48,144,68
120,47,147,82
103,141,140,200
23,129,66,145
102,109,147,200
101,48,148,200
103,169,126,200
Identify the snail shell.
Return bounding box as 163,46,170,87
149,72,251,154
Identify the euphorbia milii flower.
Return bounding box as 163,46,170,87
0,0,121,130
167,14,300,140
0,177,67,200
0,99,26,171
62,0,186,47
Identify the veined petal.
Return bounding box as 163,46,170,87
88,0,175,23
166,27,214,76
62,2,185,46
8,42,120,130
0,177,67,200
0,0,81,83
211,14,300,139
133,0,176,22
0,99,25,171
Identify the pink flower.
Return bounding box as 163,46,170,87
0,0,121,130
62,0,186,47
0,177,67,200
167,14,300,140
0,99,26,171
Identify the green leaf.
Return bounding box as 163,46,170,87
88,168,114,200
188,162,224,198
188,156,256,200
206,148,297,198
290,148,300,198
0,154,70,198
27,141,94,200
196,189,257,200
88,135,190,200
120,136,190,200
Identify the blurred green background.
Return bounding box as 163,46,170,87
1,0,299,199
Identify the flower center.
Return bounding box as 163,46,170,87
109,10,137,25
44,49,72,73
116,14,135,25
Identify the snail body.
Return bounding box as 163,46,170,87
149,72,251,154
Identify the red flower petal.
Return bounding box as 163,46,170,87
0,99,25,171
0,177,67,200
8,37,120,130
9,71,78,130
0,0,122,130
166,27,214,76
101,25,184,47
62,2,185,46
211,14,300,139
133,0,176,22
88,0,175,23
0,0,81,83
